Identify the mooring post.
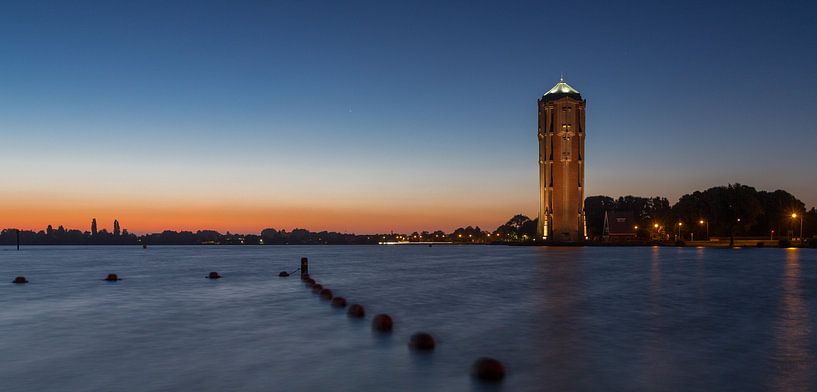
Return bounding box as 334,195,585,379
300,257,308,276
16,229,20,251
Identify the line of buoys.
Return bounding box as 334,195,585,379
104,273,121,282
14,255,505,384
12,274,122,283
294,258,502,383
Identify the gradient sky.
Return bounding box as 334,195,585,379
2,0,816,234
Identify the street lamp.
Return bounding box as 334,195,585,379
676,222,683,241
792,212,803,243
699,219,709,240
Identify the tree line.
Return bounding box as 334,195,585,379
585,183,814,241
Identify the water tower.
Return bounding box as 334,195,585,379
537,76,587,242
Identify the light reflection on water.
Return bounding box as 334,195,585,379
0,245,815,391
771,250,812,391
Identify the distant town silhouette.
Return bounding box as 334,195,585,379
2,184,814,247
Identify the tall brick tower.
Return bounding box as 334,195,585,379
537,76,586,242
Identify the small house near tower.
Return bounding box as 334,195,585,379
603,211,637,241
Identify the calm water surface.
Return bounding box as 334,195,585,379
1,245,815,391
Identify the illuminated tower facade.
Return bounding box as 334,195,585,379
537,76,586,242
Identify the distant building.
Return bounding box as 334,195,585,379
603,211,636,240
91,218,98,236
113,220,120,236
537,76,587,242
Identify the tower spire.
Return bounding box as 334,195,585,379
560,72,564,82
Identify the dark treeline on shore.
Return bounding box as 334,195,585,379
2,184,815,246
585,183,815,241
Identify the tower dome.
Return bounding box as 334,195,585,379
542,75,582,103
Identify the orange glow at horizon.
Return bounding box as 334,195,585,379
1,194,527,235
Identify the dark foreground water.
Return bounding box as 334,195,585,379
1,245,815,391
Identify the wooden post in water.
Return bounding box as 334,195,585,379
16,229,20,251
300,257,308,276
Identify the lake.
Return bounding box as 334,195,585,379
1,245,815,391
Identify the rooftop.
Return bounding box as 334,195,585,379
541,75,582,102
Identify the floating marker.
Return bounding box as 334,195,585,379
311,284,323,293
278,271,290,277
471,357,505,382
372,314,393,332
12,276,28,284
104,273,121,282
331,297,347,308
207,272,221,279
347,304,365,318
409,332,435,351
319,288,333,300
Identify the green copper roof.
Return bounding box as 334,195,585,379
545,78,580,95
541,75,582,102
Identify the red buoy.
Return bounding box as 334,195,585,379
12,276,28,284
207,272,221,279
372,314,393,332
347,304,365,318
104,273,121,282
471,357,506,382
319,288,333,300
409,332,435,351
331,297,347,308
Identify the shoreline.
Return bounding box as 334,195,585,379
2,241,814,249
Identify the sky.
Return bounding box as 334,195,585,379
1,0,816,234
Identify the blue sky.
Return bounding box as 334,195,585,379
1,0,816,232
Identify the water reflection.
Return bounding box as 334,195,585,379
771,249,812,391
534,249,585,390
639,246,671,389
649,246,662,297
